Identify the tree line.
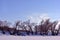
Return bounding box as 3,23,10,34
0,18,60,36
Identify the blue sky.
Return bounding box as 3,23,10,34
0,0,60,22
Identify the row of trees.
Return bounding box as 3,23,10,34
0,18,59,36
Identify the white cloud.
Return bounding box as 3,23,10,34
27,13,50,25
39,13,50,21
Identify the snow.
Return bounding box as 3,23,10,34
55,21,60,30
0,36,60,40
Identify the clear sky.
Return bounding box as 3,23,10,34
0,0,60,22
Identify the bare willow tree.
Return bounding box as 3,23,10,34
0,20,3,33
12,21,21,35
51,21,58,35
22,20,32,35
13,20,27,35
37,19,52,35
0,21,12,34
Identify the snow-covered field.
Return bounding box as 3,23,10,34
0,36,60,40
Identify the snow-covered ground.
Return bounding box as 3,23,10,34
0,36,60,40
0,30,60,40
